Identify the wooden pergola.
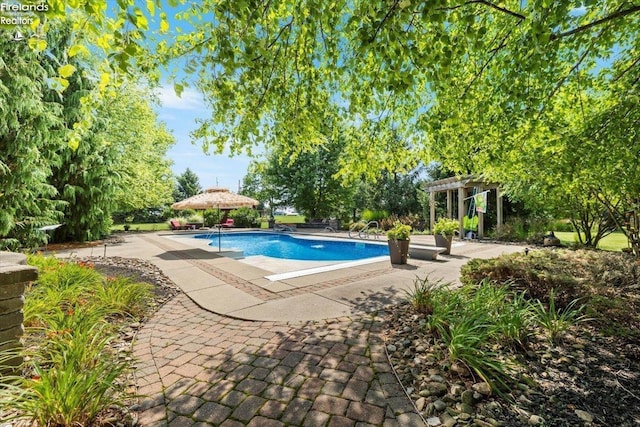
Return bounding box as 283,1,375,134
424,174,503,238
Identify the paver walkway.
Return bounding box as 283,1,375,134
133,294,424,426
54,232,525,426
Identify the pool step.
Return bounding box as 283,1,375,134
408,245,447,261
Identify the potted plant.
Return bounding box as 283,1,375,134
433,217,459,255
387,221,411,264
123,215,134,232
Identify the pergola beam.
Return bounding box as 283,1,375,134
425,174,503,238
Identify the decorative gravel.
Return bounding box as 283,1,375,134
383,302,640,427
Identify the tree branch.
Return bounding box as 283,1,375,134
461,27,515,99
252,18,294,62
438,0,526,20
368,0,400,43
550,5,640,40
469,0,526,20
613,55,640,82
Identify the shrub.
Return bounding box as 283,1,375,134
186,213,204,224
460,251,582,309
549,219,575,232
229,207,259,227
203,209,224,227
349,221,367,231
362,209,388,222
460,249,640,338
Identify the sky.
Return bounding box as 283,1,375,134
155,85,253,193
149,2,253,194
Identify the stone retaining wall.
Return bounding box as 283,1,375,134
0,252,37,375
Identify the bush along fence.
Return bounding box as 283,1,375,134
0,252,36,375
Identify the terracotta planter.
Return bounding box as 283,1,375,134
434,234,453,255
388,239,410,264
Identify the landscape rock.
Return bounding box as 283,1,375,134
472,382,492,396
461,389,475,405
574,409,593,423
424,382,448,397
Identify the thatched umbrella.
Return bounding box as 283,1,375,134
171,187,259,210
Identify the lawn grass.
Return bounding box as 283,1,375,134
260,215,306,229
554,230,629,252
111,223,169,232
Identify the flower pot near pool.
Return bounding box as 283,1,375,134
434,234,453,255
388,239,410,264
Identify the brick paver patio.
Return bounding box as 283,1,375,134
133,294,425,426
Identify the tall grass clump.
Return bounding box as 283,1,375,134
404,278,537,392
94,276,153,319
493,290,535,350
533,289,587,343
403,276,445,315
0,320,128,426
0,254,152,426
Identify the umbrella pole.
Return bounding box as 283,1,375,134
218,204,221,252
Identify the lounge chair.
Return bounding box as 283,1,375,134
220,218,234,228
169,220,183,230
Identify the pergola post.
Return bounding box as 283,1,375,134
496,188,503,230
457,187,465,238
446,190,452,218
477,186,484,238
429,191,436,232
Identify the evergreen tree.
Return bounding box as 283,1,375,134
0,31,64,249
174,168,202,202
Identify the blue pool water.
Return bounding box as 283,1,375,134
194,232,388,261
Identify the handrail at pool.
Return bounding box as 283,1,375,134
348,221,380,240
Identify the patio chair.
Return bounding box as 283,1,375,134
220,218,234,228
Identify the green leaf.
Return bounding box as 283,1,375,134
68,44,89,57
174,82,184,97
160,12,169,33
28,38,47,52
134,9,148,30
146,0,155,16
58,64,77,78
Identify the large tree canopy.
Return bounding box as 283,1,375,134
146,1,640,174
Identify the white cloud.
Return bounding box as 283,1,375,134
156,85,205,110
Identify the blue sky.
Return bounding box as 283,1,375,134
155,85,253,193
148,2,253,193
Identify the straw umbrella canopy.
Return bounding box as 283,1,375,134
171,187,259,210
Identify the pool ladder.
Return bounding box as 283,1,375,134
348,221,381,240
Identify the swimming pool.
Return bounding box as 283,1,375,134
194,231,389,261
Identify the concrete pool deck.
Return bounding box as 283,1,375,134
55,230,527,322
